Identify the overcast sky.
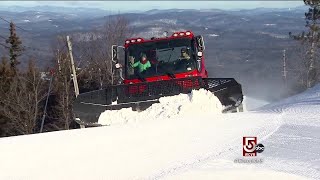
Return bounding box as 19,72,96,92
0,1,304,11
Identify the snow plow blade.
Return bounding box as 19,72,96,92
73,77,243,126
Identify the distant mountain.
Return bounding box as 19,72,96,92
0,5,111,18
0,7,310,101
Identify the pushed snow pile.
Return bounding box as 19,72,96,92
98,89,223,125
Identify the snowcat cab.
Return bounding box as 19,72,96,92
118,31,207,84
73,31,243,127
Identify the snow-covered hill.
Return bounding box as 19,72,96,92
0,85,319,180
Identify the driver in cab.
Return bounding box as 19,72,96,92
130,53,151,73
175,47,193,71
179,48,190,60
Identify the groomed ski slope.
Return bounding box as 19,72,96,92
0,86,319,180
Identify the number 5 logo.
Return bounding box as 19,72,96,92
243,137,257,156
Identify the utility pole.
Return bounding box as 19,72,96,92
282,49,287,87
67,36,84,129
66,35,79,97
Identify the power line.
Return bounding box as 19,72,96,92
0,42,9,48
1,33,53,52
0,35,6,40
0,17,50,53
0,17,45,52
1,36,49,52
0,16,10,24
0,16,29,32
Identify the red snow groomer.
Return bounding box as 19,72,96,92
73,31,244,126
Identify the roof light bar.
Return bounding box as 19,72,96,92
172,31,193,37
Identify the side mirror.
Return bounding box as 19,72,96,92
112,45,118,62
195,35,205,51
111,45,125,83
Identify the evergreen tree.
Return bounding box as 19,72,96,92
6,21,23,72
290,0,320,88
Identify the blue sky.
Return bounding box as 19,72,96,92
0,1,304,11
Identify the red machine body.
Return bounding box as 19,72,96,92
122,31,208,85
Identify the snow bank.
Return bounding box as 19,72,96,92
98,89,223,126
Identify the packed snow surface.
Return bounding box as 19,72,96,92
0,85,319,180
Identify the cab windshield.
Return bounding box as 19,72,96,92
125,38,196,79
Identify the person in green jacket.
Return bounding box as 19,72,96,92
130,53,151,73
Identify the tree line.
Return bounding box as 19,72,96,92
0,16,131,137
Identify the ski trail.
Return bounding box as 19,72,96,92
147,111,285,180
255,103,320,180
